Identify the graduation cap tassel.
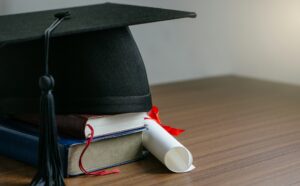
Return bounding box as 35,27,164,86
31,12,70,186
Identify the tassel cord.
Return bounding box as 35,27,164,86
44,17,65,75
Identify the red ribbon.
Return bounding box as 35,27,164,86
79,124,120,176
146,106,185,136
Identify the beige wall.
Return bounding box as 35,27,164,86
0,1,6,13
229,0,300,85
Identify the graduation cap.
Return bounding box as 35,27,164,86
0,3,196,186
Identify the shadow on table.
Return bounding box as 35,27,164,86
135,154,170,174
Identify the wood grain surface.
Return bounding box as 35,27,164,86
1,76,300,186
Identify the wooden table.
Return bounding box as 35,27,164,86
1,76,300,186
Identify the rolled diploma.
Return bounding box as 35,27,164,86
143,119,195,173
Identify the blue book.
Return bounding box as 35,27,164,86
0,118,147,177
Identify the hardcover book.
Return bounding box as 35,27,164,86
0,118,147,177
14,112,148,139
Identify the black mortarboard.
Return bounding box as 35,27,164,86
0,3,196,186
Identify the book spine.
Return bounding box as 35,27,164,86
14,115,86,139
0,125,69,177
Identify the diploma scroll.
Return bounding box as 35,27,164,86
142,120,195,173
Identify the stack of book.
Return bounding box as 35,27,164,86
0,112,148,177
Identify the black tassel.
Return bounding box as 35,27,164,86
31,12,70,186
31,76,65,186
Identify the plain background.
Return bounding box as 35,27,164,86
1,0,300,85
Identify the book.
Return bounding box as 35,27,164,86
0,118,147,177
14,112,148,139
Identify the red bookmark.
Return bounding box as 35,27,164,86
78,124,120,176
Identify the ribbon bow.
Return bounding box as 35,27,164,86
146,106,185,136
